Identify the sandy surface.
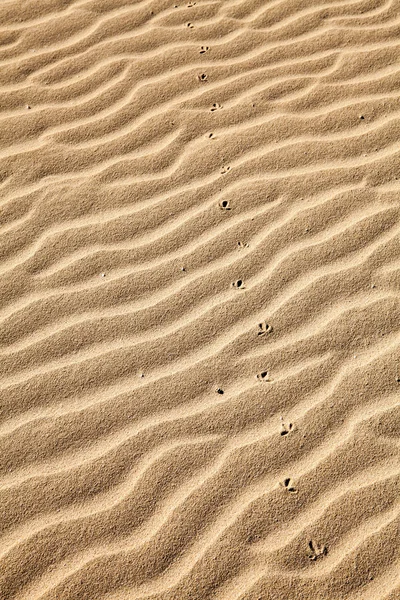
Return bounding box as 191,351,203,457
0,1,400,599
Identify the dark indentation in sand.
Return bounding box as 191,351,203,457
281,478,297,494
256,370,269,381
232,279,245,289
219,199,231,210
280,422,293,436
308,540,327,561
258,322,273,336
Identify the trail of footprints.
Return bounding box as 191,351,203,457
0,1,399,599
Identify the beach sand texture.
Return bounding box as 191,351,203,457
0,0,400,599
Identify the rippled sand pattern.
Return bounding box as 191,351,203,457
0,1,400,599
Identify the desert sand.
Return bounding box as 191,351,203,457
0,0,399,599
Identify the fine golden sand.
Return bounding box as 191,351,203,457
1,1,400,599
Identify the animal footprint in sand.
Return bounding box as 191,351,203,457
188,1,196,5
308,540,327,561
221,166,231,174
198,73,208,82
232,279,245,289
280,478,297,494
200,46,209,54
256,370,270,382
237,241,249,250
187,22,194,28
258,321,273,336
211,102,222,112
280,422,293,436
219,199,231,210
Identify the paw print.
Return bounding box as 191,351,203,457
256,370,270,382
187,22,194,28
211,102,222,112
221,165,231,174
232,279,245,289
308,540,327,561
257,321,273,336
237,241,249,249
200,46,209,54
198,73,208,82
280,421,293,436
280,478,297,494
219,199,231,210
246,532,260,544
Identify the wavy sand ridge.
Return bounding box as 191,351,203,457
0,1,400,599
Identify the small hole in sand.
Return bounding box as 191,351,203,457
216,387,224,395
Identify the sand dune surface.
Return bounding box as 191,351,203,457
0,0,400,599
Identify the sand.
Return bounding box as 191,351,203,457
0,0,399,599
